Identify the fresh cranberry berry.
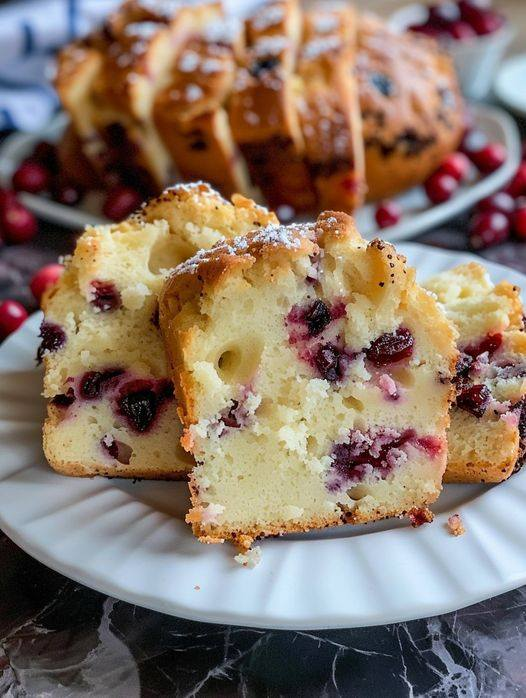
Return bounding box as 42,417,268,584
424,172,458,204
513,205,526,240
469,9,504,35
438,152,470,182
469,211,510,250
79,369,123,400
375,200,402,229
304,299,332,337
429,2,460,25
102,185,142,221
0,201,38,244
460,129,487,157
477,191,515,217
408,23,443,38
12,160,51,194
0,300,28,340
506,163,526,198
53,183,82,206
456,383,491,417
0,189,18,213
36,321,66,364
366,327,414,367
89,280,122,312
30,263,64,304
446,20,476,40
471,142,507,174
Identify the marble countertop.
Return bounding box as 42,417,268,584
2,120,526,697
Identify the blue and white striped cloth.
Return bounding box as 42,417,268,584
0,0,119,132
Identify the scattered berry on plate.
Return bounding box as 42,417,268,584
102,186,143,221
469,211,510,249
438,152,470,181
512,203,526,240
477,191,515,217
470,142,507,174
30,264,64,304
0,300,28,340
0,200,38,244
12,160,51,194
424,171,458,204
506,163,526,198
375,200,402,229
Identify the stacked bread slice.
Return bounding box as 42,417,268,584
40,183,277,479
425,263,526,483
54,0,464,213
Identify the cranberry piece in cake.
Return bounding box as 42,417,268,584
314,343,349,382
304,299,332,337
365,327,414,367
456,383,491,417
78,369,124,400
116,379,173,433
89,280,122,312
36,321,66,364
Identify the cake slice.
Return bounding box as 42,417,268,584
425,263,526,483
41,183,277,479
159,212,458,548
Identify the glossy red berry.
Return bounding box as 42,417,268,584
102,186,142,221
408,23,443,38
0,189,18,213
469,9,504,35
477,191,515,217
32,141,58,173
12,160,51,194
30,264,64,304
447,20,476,40
471,142,507,174
0,201,38,244
0,300,28,340
424,172,458,204
506,163,526,198
375,200,402,229
469,211,510,249
460,129,487,157
438,152,470,181
513,205,526,240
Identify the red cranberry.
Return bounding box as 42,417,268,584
424,172,458,204
30,263,64,304
446,20,476,39
460,129,487,157
408,23,443,38
438,152,470,181
456,383,490,417
477,191,515,217
12,160,51,194
471,143,507,174
366,327,414,367
469,211,510,250
102,186,143,221
513,205,526,239
101,436,132,464
53,183,82,206
36,321,67,363
118,388,158,432
0,189,18,213
0,300,28,340
375,200,402,229
469,9,505,35
0,201,38,244
89,280,122,312
315,344,347,382
464,332,502,359
506,163,526,198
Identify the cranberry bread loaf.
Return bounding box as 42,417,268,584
425,263,526,483
41,182,277,479
356,14,463,201
159,212,458,548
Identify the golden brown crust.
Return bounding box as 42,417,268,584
357,14,464,200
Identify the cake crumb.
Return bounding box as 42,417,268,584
408,507,434,527
447,513,465,536
194,585,201,591
234,546,262,568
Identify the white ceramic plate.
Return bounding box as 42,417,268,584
1,242,526,630
494,54,526,119
0,104,520,241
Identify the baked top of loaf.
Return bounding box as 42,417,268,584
160,211,458,548
40,182,277,480
425,263,526,483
